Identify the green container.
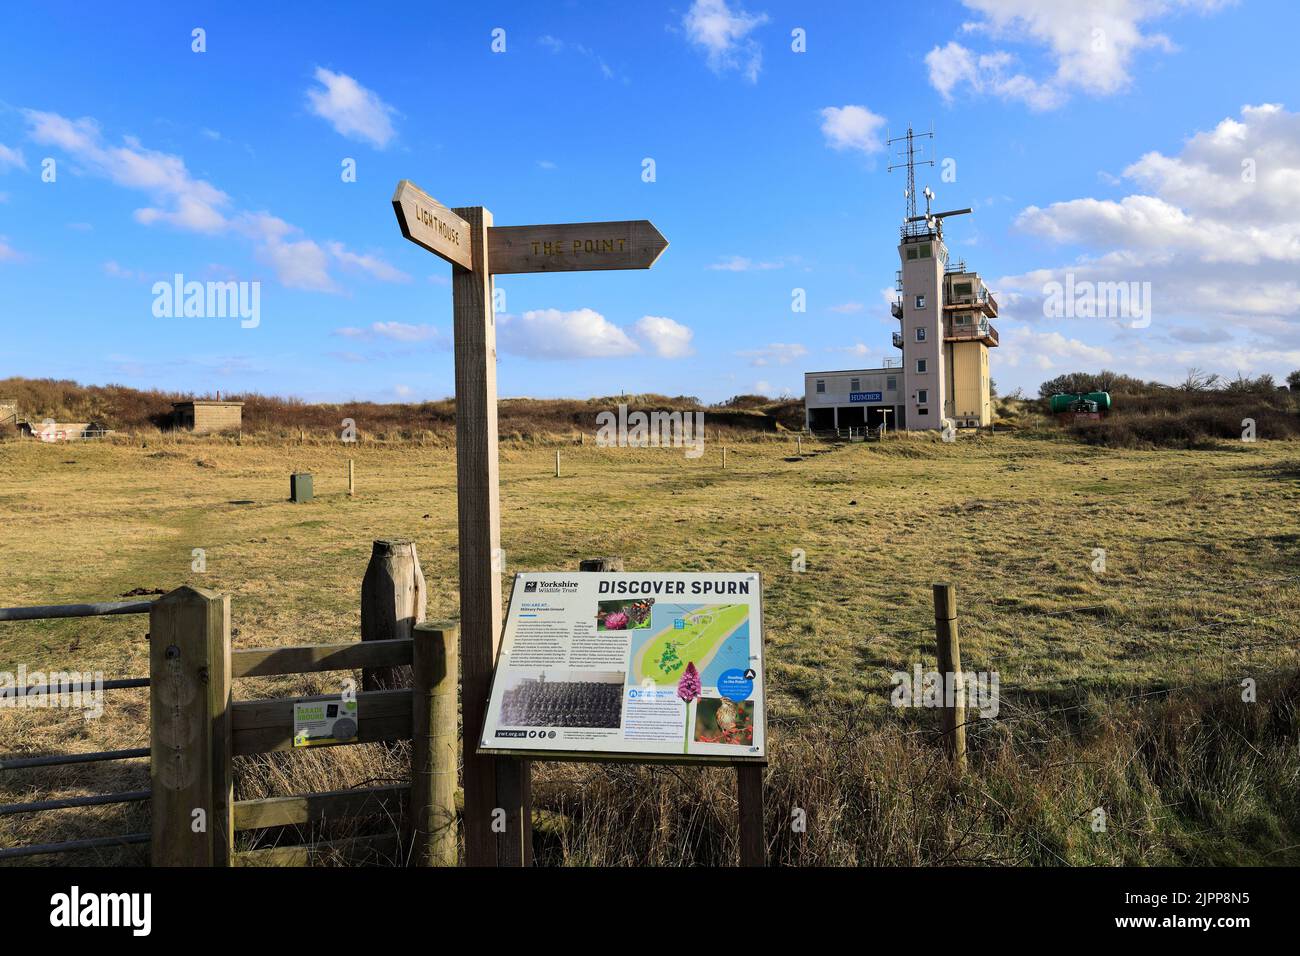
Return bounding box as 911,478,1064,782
1050,392,1112,414
290,472,313,503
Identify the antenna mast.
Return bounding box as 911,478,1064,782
887,124,934,223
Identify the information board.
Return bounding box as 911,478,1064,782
479,572,765,763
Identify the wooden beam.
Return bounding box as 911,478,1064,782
451,204,530,867
736,764,765,866
235,832,401,867
149,586,232,866
411,622,459,866
487,220,668,274
231,638,412,679
233,785,409,831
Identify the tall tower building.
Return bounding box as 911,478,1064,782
804,125,998,433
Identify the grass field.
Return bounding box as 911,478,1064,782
2,429,1298,865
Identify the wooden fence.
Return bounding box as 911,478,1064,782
3,553,778,866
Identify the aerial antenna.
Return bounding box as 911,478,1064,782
887,124,934,222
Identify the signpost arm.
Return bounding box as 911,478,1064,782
451,204,531,867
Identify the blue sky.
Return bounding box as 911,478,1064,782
2,0,1297,403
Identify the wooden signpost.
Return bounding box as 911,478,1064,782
393,180,674,867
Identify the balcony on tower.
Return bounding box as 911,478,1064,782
943,269,999,319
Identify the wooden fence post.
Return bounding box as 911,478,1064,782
555,449,560,478
411,622,459,866
150,585,232,866
932,583,967,775
348,458,355,497
361,540,427,691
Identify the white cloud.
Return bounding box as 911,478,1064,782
636,316,695,358
707,255,783,271
998,103,1300,379
0,236,21,262
306,68,398,148
499,308,640,359
925,42,1059,111
25,109,230,233
829,302,865,314
334,322,448,346
683,0,769,83
24,109,398,293
0,144,26,171
819,105,887,155
999,328,1114,371
326,241,410,283
926,0,1231,110
736,342,807,367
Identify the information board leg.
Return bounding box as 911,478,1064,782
736,764,765,866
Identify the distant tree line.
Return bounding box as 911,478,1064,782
1038,368,1300,400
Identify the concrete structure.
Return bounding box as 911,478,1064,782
171,399,244,435
0,399,17,427
805,146,999,432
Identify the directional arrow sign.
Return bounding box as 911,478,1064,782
391,179,474,270
486,220,668,274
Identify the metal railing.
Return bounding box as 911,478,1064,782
0,598,155,861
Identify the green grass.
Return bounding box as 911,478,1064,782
1,429,1298,865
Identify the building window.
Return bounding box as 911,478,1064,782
916,294,927,310
919,243,931,259
815,379,825,393
954,282,972,296
906,246,918,261
955,313,972,325
915,327,926,342
918,389,929,404
886,375,897,391
850,377,860,391
916,359,927,374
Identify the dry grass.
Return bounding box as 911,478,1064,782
2,429,1298,865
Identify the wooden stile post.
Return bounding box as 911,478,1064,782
722,447,728,469
348,458,355,497
411,622,459,866
360,540,426,692
452,204,530,867
555,449,560,478
149,585,232,866
932,583,967,775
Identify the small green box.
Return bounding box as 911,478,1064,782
290,472,313,503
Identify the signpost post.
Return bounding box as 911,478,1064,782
393,180,670,867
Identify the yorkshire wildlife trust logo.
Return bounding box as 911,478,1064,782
594,403,705,459
1042,272,1152,329
152,273,260,328
890,665,999,718
1,666,104,718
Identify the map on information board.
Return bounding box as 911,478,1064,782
478,572,766,762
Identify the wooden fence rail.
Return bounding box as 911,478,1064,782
148,584,459,867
